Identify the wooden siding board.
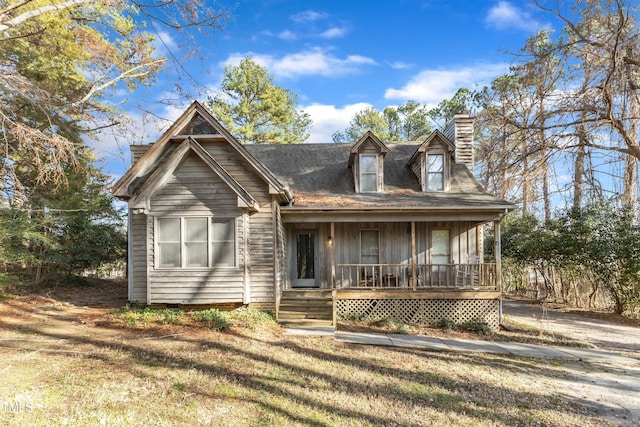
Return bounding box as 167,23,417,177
146,151,249,304
129,212,149,303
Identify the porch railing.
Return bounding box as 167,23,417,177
335,263,498,291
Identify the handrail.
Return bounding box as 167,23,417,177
335,263,498,290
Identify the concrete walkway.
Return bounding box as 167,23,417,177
284,327,639,365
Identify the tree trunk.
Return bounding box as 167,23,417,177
573,118,586,210
522,140,530,215
622,154,638,207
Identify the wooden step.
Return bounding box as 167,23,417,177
278,319,334,328
278,310,333,320
279,299,333,308
282,290,333,298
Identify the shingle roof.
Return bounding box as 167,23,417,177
245,143,514,211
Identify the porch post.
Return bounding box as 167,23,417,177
411,221,416,291
330,222,335,288
493,219,502,293
494,219,503,325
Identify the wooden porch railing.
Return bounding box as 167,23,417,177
335,263,498,290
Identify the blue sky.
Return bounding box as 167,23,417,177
96,0,554,180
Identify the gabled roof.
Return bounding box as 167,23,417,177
111,101,292,203
407,130,456,167
348,131,389,166
129,138,260,213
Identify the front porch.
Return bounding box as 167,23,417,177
278,218,505,329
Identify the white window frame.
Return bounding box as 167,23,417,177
430,228,451,265
425,152,446,192
360,229,380,264
359,154,378,193
155,216,236,269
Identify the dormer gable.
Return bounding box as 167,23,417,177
407,130,455,192
348,131,389,193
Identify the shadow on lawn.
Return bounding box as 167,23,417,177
0,302,619,426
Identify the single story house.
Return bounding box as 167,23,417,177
111,101,515,328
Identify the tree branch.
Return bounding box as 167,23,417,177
0,0,91,32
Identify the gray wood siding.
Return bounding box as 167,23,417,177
147,151,248,304
274,202,286,297
333,222,412,267
202,141,277,304
150,152,240,216
129,211,148,303
410,156,424,190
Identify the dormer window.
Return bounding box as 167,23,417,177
360,154,378,192
407,130,455,193
427,154,444,191
349,131,389,193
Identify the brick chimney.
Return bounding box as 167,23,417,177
443,114,474,172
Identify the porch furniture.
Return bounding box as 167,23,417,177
456,256,481,288
360,266,380,287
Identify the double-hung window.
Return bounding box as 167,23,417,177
427,153,445,191
360,230,380,264
156,217,236,268
360,154,378,192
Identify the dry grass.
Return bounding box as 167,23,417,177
0,280,628,426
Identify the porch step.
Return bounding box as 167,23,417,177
283,290,333,298
278,310,333,320
278,290,334,328
278,319,334,328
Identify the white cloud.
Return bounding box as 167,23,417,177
388,61,412,70
222,48,377,79
485,1,544,33
318,26,348,39
290,10,328,23
150,30,179,56
303,102,372,143
278,30,297,40
384,63,508,106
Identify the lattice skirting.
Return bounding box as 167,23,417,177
336,298,500,329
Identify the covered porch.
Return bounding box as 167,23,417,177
278,213,505,329
283,216,504,293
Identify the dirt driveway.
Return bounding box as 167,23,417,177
503,299,640,426
502,299,640,354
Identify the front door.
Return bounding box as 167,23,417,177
293,230,319,288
